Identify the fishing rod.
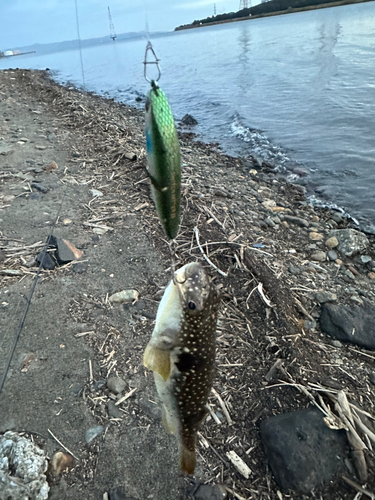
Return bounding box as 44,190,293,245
0,193,66,397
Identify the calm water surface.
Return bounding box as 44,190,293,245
2,2,375,226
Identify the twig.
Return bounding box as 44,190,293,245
89,360,93,383
342,476,375,499
211,387,232,425
193,226,228,277
115,388,137,406
47,428,79,461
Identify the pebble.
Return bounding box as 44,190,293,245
345,269,356,280
85,425,104,444
70,382,83,395
304,320,317,330
265,217,276,228
29,192,41,201
336,259,343,266
331,340,343,348
330,211,344,223
35,145,46,150
92,379,106,391
360,255,372,264
283,215,309,227
309,232,323,241
327,250,338,261
369,372,375,385
288,265,301,275
107,401,123,419
310,251,326,262
109,289,139,304
347,266,359,276
31,181,48,193
107,376,126,394
325,237,339,249
368,272,375,280
315,291,337,303
73,262,87,274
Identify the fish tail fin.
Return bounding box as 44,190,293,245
179,446,196,475
143,343,170,381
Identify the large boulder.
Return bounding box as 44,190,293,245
328,229,369,257
320,302,375,350
260,408,347,494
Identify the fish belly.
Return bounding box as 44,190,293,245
154,372,180,436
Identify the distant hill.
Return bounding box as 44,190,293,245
4,31,169,57
176,0,372,29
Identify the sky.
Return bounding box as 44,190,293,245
0,0,241,49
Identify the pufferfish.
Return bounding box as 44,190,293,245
143,262,220,474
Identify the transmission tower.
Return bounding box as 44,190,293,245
214,3,217,15
108,6,116,41
239,0,249,8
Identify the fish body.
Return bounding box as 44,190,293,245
145,81,181,240
143,262,220,474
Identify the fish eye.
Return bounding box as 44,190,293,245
188,301,196,310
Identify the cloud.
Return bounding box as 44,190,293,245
175,0,227,10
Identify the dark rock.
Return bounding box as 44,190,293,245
29,192,41,201
107,376,126,394
36,250,55,270
135,300,145,311
109,487,137,500
92,379,106,391
265,217,276,228
288,265,300,275
328,250,338,261
330,211,344,223
369,372,375,385
137,397,160,421
283,215,309,227
31,181,48,193
0,249,6,263
181,114,198,126
107,401,123,419
260,407,347,494
53,237,75,264
73,262,88,274
320,303,375,350
70,382,83,395
191,484,227,500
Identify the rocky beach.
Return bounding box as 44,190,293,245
0,69,375,499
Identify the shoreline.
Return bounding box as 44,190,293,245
0,69,374,499
175,0,373,30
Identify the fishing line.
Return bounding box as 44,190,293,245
0,190,67,398
74,0,86,88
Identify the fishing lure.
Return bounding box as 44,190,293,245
144,43,181,241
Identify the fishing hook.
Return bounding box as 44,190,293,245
143,41,161,83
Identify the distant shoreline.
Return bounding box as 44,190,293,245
175,0,373,31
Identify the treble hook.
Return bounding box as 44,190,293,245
143,41,161,83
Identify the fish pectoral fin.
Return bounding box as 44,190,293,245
180,446,196,475
143,344,171,381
